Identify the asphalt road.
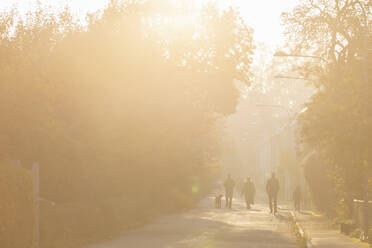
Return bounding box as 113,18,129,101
85,194,297,248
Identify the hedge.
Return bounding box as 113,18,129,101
0,163,35,248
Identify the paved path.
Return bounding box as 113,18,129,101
85,196,297,248
295,212,369,248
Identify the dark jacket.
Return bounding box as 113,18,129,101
242,181,256,204
266,177,279,195
293,188,302,201
224,177,235,195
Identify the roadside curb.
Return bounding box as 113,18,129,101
290,211,313,248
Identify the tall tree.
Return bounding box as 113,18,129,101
282,0,371,216
0,0,255,203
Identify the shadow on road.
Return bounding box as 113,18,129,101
87,196,297,248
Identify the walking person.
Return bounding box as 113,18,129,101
224,174,235,209
293,186,302,212
241,177,256,209
266,172,280,214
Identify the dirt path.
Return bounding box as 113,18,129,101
85,195,297,248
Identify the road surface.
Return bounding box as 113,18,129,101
86,195,297,248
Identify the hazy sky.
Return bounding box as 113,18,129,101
0,0,299,47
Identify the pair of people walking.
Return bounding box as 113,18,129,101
224,173,279,213
223,174,256,209
223,173,301,214
223,173,278,212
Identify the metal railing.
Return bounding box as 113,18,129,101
352,199,371,242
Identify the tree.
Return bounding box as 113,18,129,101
0,0,255,204
282,0,371,216
282,0,370,63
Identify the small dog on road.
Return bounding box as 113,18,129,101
215,194,223,209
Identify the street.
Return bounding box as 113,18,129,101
86,195,297,248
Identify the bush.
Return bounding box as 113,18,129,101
339,219,356,235
302,153,337,215
39,171,217,248
0,163,35,248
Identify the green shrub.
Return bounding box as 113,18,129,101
0,164,35,248
40,177,214,248
349,228,362,238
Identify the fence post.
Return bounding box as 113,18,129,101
32,162,40,248
362,193,369,241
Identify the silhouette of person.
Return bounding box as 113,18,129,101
293,186,302,212
266,172,280,213
224,174,235,209
241,177,256,209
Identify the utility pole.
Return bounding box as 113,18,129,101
32,162,40,248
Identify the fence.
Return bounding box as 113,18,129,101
352,199,371,241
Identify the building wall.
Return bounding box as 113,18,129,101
257,121,308,203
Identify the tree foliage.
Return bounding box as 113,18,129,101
283,0,371,216
282,0,370,63
0,0,254,205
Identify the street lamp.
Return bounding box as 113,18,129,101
274,73,311,108
39,197,56,206
255,103,291,119
274,51,328,63
274,74,308,80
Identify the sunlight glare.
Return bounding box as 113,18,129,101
0,0,300,47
